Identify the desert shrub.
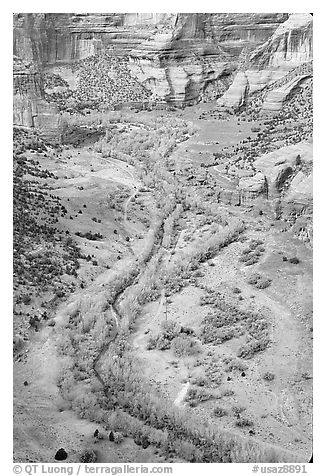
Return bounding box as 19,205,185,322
161,319,181,340
237,337,269,359
213,406,228,417
240,239,265,266
221,388,235,397
171,439,203,462
232,287,242,294
232,405,246,416
263,371,275,381
80,449,97,463
255,278,272,289
186,387,213,404
289,257,300,264
247,273,272,289
247,273,261,285
171,336,197,357
249,239,264,249
204,362,223,387
113,431,124,444
243,255,260,266
146,335,159,350
224,357,248,373
235,417,254,427
190,375,208,387
156,336,171,351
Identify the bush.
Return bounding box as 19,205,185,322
161,319,180,340
114,431,124,444
255,278,272,289
289,257,300,264
237,338,269,359
263,371,275,381
213,406,228,417
146,335,159,350
247,273,272,289
232,287,242,294
232,405,246,416
80,449,97,463
224,358,247,373
171,336,197,357
186,387,213,404
221,388,235,397
247,273,261,285
190,375,208,387
156,336,171,351
235,417,254,427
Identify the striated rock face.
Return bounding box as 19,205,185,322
285,172,312,204
262,73,312,111
13,56,60,140
254,141,312,198
13,13,293,107
218,13,313,108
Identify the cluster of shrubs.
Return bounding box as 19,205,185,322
223,357,248,373
235,417,254,428
13,129,86,337
199,290,270,359
213,406,228,417
203,360,223,387
199,291,245,345
284,256,300,264
147,320,197,357
185,387,214,407
247,273,272,289
75,231,104,241
239,239,265,266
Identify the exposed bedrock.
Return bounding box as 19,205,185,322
218,13,313,108
13,57,60,140
254,141,312,200
262,74,312,111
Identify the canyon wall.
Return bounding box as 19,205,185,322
13,13,291,107
13,57,60,140
13,13,312,129
218,13,313,108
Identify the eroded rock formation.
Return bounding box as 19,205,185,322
218,13,313,109
13,13,297,109
13,56,59,140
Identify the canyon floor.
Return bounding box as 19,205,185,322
13,103,313,463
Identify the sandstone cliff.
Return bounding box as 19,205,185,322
13,56,60,140
13,13,293,109
218,13,312,109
